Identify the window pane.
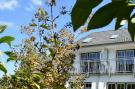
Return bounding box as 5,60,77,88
127,84,132,89
85,83,91,89
82,62,88,72
89,52,100,60
97,52,100,60
117,84,124,89
117,50,125,58
132,84,135,89
108,84,115,89
127,84,135,89
81,53,87,60
126,50,134,59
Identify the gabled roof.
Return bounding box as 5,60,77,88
79,29,133,46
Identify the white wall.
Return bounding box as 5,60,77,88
73,51,80,74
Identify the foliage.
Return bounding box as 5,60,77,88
71,0,135,40
0,25,15,74
0,1,84,89
70,74,85,89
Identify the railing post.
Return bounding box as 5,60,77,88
88,60,90,73
109,59,111,77
98,60,100,73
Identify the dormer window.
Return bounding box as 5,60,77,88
110,34,119,39
82,38,93,43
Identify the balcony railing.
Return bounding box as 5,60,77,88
80,60,108,73
116,59,134,73
80,58,135,74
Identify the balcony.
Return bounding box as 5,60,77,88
80,59,135,74
116,59,134,73
80,60,108,74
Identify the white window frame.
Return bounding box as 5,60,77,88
107,82,135,89
116,49,135,72
80,52,100,73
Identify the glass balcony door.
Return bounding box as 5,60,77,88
116,50,135,72
81,52,100,73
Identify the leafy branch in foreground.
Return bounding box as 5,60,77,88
71,0,135,40
0,25,15,74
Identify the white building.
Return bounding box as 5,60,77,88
72,30,135,89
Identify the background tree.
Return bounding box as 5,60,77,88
0,1,86,89
71,0,135,40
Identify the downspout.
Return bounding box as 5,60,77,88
107,49,111,77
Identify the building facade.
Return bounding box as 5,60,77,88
72,30,135,89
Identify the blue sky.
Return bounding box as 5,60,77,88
0,0,127,76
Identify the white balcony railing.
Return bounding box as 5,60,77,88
80,60,108,73
116,59,134,73
80,58,135,74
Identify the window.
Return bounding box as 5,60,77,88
81,53,88,60
108,83,116,89
117,83,125,89
127,83,135,89
108,83,135,89
81,52,100,73
81,52,100,60
70,82,91,89
82,38,93,43
110,34,119,39
117,50,134,59
84,83,91,89
116,49,135,72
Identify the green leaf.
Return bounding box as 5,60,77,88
40,24,49,29
11,75,18,80
4,51,13,56
88,2,126,30
31,82,40,89
115,6,134,29
71,0,102,31
30,23,37,27
7,57,16,62
128,14,135,41
41,45,48,48
0,36,15,46
38,7,45,16
0,25,7,33
49,48,55,58
0,63,7,74
4,51,16,62
33,74,42,82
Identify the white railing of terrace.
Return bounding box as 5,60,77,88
80,58,135,74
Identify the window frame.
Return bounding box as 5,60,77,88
80,52,100,73
116,49,135,60
107,82,135,89
80,52,100,61
84,82,92,89
116,49,135,72
107,83,116,89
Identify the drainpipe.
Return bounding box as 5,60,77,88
109,59,111,77
107,49,111,78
